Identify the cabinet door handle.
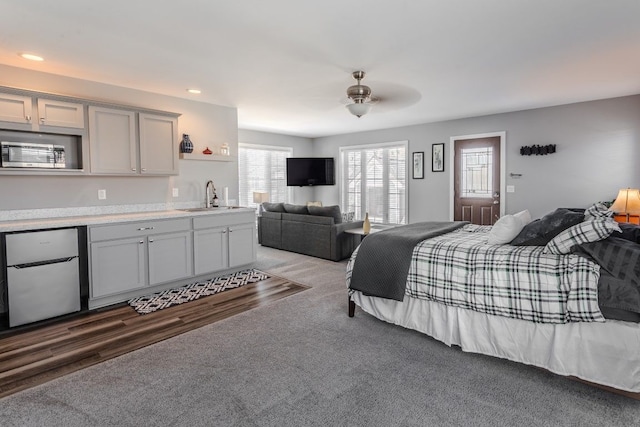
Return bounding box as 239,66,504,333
132,168,137,171
139,240,144,244
25,115,31,122
229,228,233,232
222,229,227,234
137,226,155,231
40,117,46,123
141,168,146,172
149,239,154,243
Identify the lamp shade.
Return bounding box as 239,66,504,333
610,188,640,214
346,102,372,118
252,192,269,204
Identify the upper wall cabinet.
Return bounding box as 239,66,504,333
139,113,178,175
0,94,84,132
37,99,85,129
0,93,32,126
88,107,178,175
88,106,137,174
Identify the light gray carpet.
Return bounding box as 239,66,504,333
1,246,639,427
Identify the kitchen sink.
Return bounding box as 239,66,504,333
179,206,242,212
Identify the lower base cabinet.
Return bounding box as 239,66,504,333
90,237,147,298
88,211,256,308
194,222,256,276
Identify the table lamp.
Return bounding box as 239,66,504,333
253,192,270,215
609,188,640,223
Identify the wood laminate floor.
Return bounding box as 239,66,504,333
0,275,309,399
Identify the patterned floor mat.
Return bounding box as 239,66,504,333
128,269,269,314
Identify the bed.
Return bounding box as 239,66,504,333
346,205,640,397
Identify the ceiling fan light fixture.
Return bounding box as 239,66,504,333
346,102,372,118
345,71,373,118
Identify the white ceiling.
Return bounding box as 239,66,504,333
1,1,639,138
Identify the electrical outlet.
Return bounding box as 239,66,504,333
98,189,107,200
506,185,515,193
172,188,179,197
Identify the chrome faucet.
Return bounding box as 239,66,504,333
205,180,218,208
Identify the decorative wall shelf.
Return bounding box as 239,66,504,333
179,153,236,162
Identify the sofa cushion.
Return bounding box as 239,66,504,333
263,202,285,212
308,205,342,224
283,204,309,215
261,211,282,220
282,212,334,225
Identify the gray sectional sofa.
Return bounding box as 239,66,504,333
257,203,364,261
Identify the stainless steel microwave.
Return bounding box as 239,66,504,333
0,141,66,169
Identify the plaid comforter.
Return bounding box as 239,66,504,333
405,225,604,323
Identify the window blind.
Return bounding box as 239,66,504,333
340,142,407,224
238,143,292,208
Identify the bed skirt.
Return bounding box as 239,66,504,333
351,291,640,393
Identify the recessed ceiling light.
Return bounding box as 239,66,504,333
20,53,44,61
187,89,201,94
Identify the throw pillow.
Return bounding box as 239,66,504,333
308,205,342,224
510,208,584,246
262,202,285,212
613,223,640,244
543,219,621,254
584,202,614,220
513,209,532,227
487,214,525,245
283,204,309,215
342,211,355,222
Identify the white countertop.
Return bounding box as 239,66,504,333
0,204,256,232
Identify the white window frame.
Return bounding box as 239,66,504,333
339,140,408,225
238,143,293,208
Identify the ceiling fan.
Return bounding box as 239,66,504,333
345,71,377,118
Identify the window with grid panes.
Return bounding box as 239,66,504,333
340,142,407,224
238,143,292,208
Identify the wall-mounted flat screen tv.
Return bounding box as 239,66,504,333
286,157,335,186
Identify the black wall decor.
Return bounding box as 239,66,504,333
520,144,556,156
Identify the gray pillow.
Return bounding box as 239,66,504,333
510,208,584,246
262,202,285,212
308,205,342,224
283,204,309,215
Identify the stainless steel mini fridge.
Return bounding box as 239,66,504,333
5,228,81,327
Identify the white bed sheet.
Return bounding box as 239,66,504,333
351,290,640,393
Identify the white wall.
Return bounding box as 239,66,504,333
238,129,315,205
313,95,640,221
0,64,238,210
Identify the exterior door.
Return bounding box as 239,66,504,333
453,136,501,225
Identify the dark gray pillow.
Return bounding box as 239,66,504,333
613,223,640,244
510,208,584,246
262,202,285,212
283,204,309,215
308,205,342,224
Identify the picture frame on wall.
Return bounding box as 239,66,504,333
412,152,424,179
432,143,444,172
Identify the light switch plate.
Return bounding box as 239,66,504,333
98,189,107,200
506,185,515,193
172,188,179,197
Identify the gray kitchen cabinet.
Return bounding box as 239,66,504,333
37,98,85,129
88,106,137,174
90,236,147,298
148,230,193,285
139,113,178,175
193,226,228,275
0,93,32,126
88,218,192,307
88,106,178,175
0,93,84,131
193,212,256,275
228,223,256,267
